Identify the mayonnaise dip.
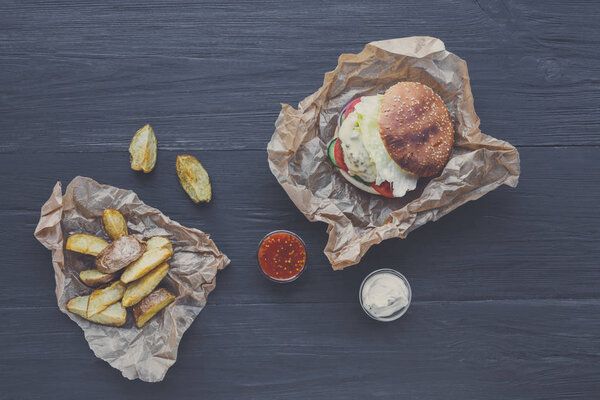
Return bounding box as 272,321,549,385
360,270,410,321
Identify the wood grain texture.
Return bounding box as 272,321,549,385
1,0,600,153
1,0,599,398
1,147,599,308
1,301,599,399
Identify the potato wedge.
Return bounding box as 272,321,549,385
176,154,211,203
95,235,146,274
145,236,173,253
133,288,176,328
67,296,127,327
120,247,173,283
87,280,126,318
65,234,109,256
122,263,169,307
79,269,118,287
129,124,157,173
102,209,128,240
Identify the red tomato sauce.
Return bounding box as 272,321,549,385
258,232,306,281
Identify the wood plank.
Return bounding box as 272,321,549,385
1,0,600,152
1,300,598,398
3,146,598,307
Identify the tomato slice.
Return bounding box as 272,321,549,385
344,97,361,119
339,97,362,126
334,139,349,172
371,181,395,198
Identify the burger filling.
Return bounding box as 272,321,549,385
338,95,418,198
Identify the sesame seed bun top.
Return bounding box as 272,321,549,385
378,82,454,177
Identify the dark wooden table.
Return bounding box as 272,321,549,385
1,1,599,398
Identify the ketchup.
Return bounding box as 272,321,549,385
258,231,306,282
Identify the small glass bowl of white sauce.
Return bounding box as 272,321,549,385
359,269,412,322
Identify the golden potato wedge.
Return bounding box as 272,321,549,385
95,235,146,274
65,234,109,256
176,154,211,203
129,124,157,173
122,263,169,307
102,209,128,240
67,296,126,327
120,247,173,284
87,280,126,318
145,236,173,253
133,288,175,328
79,269,118,287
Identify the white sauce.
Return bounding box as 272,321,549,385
361,272,409,320
338,111,378,182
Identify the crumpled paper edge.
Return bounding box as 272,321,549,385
268,36,520,270
34,176,230,382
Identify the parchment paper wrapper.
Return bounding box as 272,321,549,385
268,37,520,270
34,176,230,382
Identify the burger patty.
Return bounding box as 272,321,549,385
336,95,418,198
353,95,418,198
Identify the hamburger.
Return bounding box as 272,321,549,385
328,82,454,198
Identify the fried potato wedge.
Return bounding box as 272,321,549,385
176,154,211,203
87,280,126,318
66,234,109,256
120,247,173,283
133,288,176,328
67,296,127,327
122,263,169,307
79,269,118,287
129,124,157,173
95,235,146,274
102,209,128,240
145,236,173,253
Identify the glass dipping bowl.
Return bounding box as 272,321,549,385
359,268,412,322
256,230,307,283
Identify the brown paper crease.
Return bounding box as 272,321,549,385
268,37,520,270
34,176,230,382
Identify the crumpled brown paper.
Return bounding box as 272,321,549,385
268,37,520,270
34,176,230,382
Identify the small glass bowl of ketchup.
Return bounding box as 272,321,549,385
257,230,307,283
